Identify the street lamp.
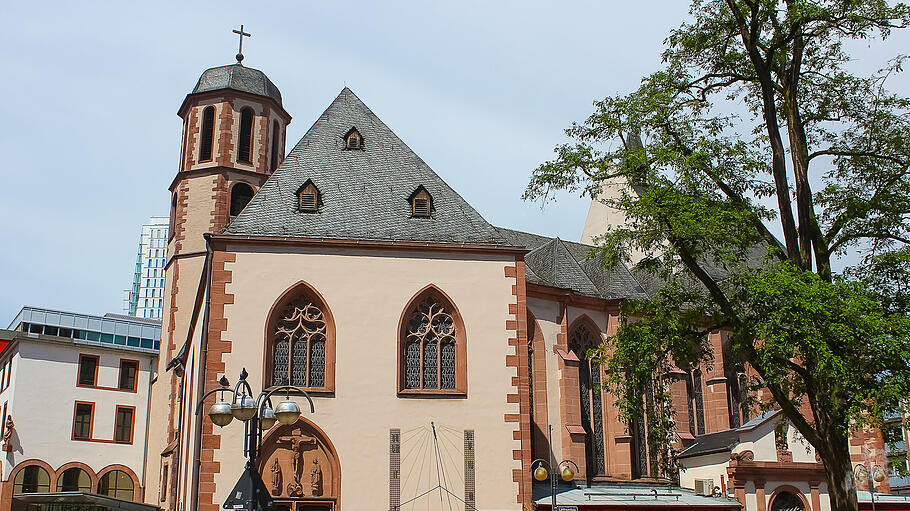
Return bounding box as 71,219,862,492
855,464,887,511
531,425,579,510
195,368,315,511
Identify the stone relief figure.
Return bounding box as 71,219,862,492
270,457,282,496
286,438,304,496
310,459,322,497
2,416,13,452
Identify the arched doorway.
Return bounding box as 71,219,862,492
771,490,807,511
257,418,340,511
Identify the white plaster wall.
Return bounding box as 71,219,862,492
2,340,154,485
678,452,730,491
208,245,522,511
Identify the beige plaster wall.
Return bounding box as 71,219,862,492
527,298,563,458
207,245,522,511
3,340,154,484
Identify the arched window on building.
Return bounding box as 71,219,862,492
270,120,281,172
230,183,255,218
14,466,51,494
199,106,215,162
693,369,706,435
98,470,134,500
168,192,177,241
238,107,255,164
58,467,91,492
568,320,606,477
267,283,335,391
399,286,466,394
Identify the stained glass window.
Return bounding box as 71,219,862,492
440,342,456,389
404,295,458,391
272,294,327,388
569,324,606,476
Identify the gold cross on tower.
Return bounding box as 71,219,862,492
232,24,251,63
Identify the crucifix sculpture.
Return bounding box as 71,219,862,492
232,24,251,63
276,433,317,496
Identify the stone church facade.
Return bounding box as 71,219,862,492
145,59,893,511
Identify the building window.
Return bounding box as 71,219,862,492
119,360,138,391
115,407,134,444
568,320,606,477
267,282,336,391
58,468,91,492
693,369,706,435
78,355,98,386
408,186,433,218
343,127,363,150
73,402,94,440
399,286,466,394
98,470,134,500
686,372,697,436
270,120,281,172
770,491,805,511
230,183,255,217
238,107,255,164
14,466,50,494
199,106,215,162
296,180,320,213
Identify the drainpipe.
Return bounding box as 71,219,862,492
191,236,214,511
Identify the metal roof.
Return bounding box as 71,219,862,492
192,63,282,105
532,483,740,508
8,306,160,354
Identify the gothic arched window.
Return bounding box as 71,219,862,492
399,286,466,395
230,183,254,217
568,319,606,477
267,282,336,392
199,106,215,162
693,369,706,435
238,107,255,164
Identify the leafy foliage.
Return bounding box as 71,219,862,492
526,1,910,509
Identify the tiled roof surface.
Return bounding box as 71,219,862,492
496,228,648,300
192,64,283,105
226,88,512,246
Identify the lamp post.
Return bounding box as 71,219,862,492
855,464,887,511
195,368,315,511
530,425,579,511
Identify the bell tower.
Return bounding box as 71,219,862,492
147,48,292,511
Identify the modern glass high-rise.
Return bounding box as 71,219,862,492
125,217,169,319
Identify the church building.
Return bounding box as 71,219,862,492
145,51,894,511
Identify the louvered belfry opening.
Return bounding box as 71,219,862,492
238,107,254,163
230,183,254,217
198,106,215,162
269,120,281,172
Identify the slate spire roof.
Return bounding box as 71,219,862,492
226,88,511,246
192,63,283,105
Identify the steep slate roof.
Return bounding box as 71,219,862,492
193,64,283,105
226,88,511,246
496,227,648,301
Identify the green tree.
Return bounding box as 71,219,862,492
525,2,910,510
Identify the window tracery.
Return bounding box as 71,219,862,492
272,296,327,388
568,321,606,477
399,287,465,394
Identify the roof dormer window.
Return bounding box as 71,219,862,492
408,186,433,218
297,180,321,213
343,127,363,150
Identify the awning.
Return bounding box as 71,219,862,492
14,492,160,511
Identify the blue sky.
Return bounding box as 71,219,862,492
1,2,906,322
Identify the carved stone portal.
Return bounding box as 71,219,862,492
258,421,337,503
